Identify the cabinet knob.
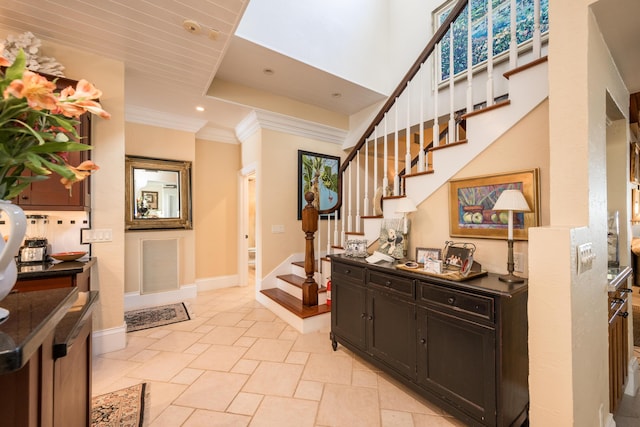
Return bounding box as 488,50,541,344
447,297,455,305
345,269,351,274
20,195,28,200
613,298,625,304
385,281,392,287
367,315,373,321
619,311,629,318
420,338,426,344
619,288,632,293
361,313,366,319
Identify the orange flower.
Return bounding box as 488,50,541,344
55,80,111,119
3,70,57,110
60,160,100,190
0,45,10,67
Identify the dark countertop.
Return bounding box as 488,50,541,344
53,290,99,359
0,287,78,374
17,257,96,280
330,254,528,297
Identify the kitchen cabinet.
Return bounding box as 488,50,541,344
14,74,92,211
608,266,632,414
14,258,95,293
330,255,529,427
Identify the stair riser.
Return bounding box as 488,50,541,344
276,278,327,305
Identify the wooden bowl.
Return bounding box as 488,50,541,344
50,251,87,262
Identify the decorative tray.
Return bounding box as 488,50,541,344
395,263,488,282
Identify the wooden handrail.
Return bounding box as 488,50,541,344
321,0,469,216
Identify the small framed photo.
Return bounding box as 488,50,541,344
141,191,158,209
416,247,442,264
345,239,368,257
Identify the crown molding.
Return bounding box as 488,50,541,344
126,105,207,132
235,110,347,145
196,126,239,144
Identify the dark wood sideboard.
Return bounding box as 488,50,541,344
330,254,529,427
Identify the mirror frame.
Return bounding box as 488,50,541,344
125,155,192,231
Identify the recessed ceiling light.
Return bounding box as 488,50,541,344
183,19,201,34
196,106,205,112
331,92,342,98
263,68,275,76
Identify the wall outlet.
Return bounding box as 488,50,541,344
271,225,285,234
513,252,525,273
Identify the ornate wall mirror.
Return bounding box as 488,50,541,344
125,155,192,230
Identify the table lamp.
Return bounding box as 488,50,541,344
396,197,417,257
492,189,530,283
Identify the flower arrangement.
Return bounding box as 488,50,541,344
0,47,110,200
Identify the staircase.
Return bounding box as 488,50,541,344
257,0,549,333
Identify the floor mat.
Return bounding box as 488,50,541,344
125,302,190,332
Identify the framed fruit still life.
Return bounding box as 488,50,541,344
448,169,540,240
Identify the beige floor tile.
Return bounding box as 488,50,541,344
99,336,157,360
199,325,247,345
163,316,208,332
294,380,324,401
149,405,194,426
279,329,300,341
189,344,248,372
129,349,161,362
302,353,352,385
412,413,467,426
171,367,205,385
206,311,247,326
174,370,248,411
147,329,172,339
231,358,260,375
352,369,378,388
128,351,198,382
227,392,264,416
148,330,203,352
377,375,443,416
243,361,303,397
193,324,215,334
244,321,287,338
316,383,380,427
145,381,189,423
285,350,309,365
91,357,142,395
243,337,293,362
243,307,277,321
381,409,414,427
182,409,250,427
234,336,258,347
250,396,318,427
292,330,334,354
183,342,210,355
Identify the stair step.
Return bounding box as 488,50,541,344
261,288,331,319
429,139,468,152
291,261,318,272
277,274,327,293
503,55,548,79
461,99,511,120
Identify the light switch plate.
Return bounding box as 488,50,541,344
577,242,595,275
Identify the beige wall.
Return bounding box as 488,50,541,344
194,139,241,279
124,123,196,293
409,100,550,274
528,1,630,424
258,129,346,276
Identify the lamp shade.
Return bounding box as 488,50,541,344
492,190,530,212
395,197,417,213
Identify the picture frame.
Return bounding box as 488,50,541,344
416,247,442,264
345,239,368,257
631,143,640,183
448,169,540,240
297,150,340,220
141,191,158,210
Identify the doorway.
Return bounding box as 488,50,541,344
239,164,256,287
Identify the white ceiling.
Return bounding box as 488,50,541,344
0,0,385,143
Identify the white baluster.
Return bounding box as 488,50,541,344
418,63,425,173
327,212,331,255
533,0,541,58
374,127,378,208
364,138,369,217
433,44,440,148
509,0,517,69
356,151,361,232
467,2,474,114
348,164,352,233
340,179,346,246
334,210,339,249
405,84,412,180
448,22,456,144
316,219,322,273
393,100,399,196
486,0,494,107
383,114,389,200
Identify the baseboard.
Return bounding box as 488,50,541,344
124,284,198,311
625,356,640,396
92,322,127,355
195,274,240,292
604,412,615,427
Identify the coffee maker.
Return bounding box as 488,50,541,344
18,215,50,263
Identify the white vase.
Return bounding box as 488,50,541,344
0,201,27,322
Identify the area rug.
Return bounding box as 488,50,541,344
125,302,190,332
634,305,640,347
92,383,149,427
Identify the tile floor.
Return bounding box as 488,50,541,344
92,279,466,426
